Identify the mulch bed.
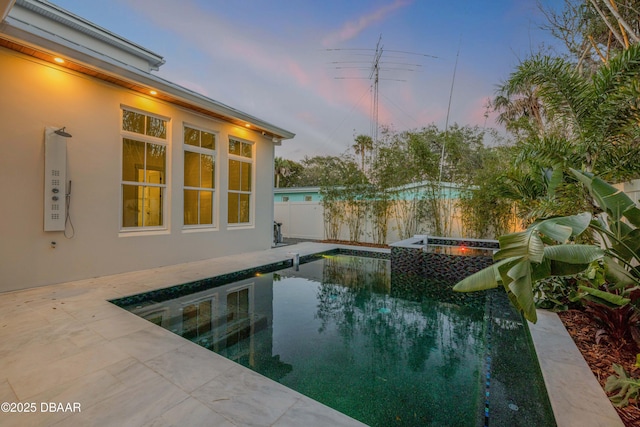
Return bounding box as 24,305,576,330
558,309,640,426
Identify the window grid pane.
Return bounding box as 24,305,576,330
184,127,199,147
228,139,252,225
122,184,141,227
241,142,252,158
122,110,145,134
228,193,239,224
228,160,241,191
229,139,241,155
201,154,214,189
184,151,200,187
200,191,213,224
121,109,167,229
145,143,166,184
201,131,215,150
184,189,198,225
146,116,167,139
240,163,251,192
145,186,163,226
184,126,216,227
239,194,250,223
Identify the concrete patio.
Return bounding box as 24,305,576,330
0,242,623,426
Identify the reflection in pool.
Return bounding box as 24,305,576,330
116,254,555,427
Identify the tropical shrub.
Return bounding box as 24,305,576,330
454,169,640,407
453,169,640,324
606,364,640,408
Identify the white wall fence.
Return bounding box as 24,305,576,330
275,180,640,245
274,201,465,244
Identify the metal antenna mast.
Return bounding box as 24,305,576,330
369,35,383,147
324,37,436,154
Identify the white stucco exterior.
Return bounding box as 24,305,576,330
0,0,294,292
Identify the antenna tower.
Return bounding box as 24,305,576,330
326,36,436,155
369,35,383,146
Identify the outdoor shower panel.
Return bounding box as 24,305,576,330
43,127,68,231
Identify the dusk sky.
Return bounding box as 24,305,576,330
50,0,565,160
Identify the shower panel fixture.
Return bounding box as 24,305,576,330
44,127,68,231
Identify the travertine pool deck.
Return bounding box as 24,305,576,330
0,242,623,426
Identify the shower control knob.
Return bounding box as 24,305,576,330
52,196,59,201
52,188,59,193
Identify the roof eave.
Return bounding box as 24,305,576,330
15,0,165,70
0,15,295,140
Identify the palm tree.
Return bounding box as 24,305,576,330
492,85,546,137
498,44,640,180
274,157,292,188
352,134,373,172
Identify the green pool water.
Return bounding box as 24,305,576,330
119,254,555,427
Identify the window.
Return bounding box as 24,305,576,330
226,287,250,347
304,195,312,202
182,298,214,340
282,196,289,202
227,138,253,225
184,126,216,226
121,109,167,229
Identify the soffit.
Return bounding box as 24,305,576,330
0,35,295,141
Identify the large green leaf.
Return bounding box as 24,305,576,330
495,230,545,263
605,364,640,408
624,206,640,228
535,222,573,244
497,256,523,287
543,244,604,263
548,260,590,276
611,221,634,240
604,256,640,288
531,257,552,281
495,214,592,266
452,258,513,292
535,213,592,241
578,285,630,306
596,183,635,221
506,260,537,322
611,228,640,262
546,162,564,198
571,169,635,221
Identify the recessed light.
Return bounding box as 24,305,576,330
245,123,251,128
150,90,158,95
54,57,65,64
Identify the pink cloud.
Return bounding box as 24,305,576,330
322,0,413,46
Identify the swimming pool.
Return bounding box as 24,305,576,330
112,251,555,426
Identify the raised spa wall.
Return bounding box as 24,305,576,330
390,235,499,283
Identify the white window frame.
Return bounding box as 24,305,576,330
120,107,170,233
227,137,255,227
183,124,218,230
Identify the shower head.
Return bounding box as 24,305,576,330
54,127,72,138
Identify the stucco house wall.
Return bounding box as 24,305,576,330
0,0,294,292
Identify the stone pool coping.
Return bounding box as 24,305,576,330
528,310,624,427
0,241,622,426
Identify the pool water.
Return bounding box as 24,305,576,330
116,253,555,427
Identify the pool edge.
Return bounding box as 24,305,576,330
528,309,624,427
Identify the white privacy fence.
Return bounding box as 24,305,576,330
274,200,466,243
274,201,325,240
275,179,640,244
